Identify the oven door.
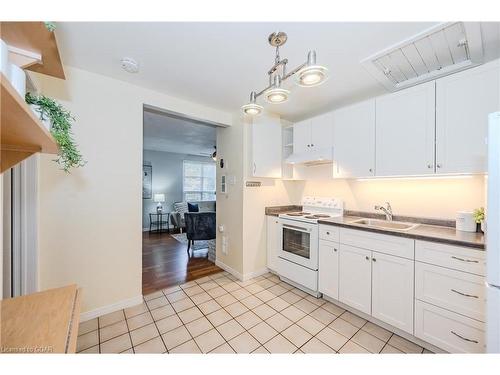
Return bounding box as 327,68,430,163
278,219,319,270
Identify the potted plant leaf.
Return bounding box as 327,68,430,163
26,92,85,172
473,207,485,233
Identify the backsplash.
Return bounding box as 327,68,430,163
291,175,486,220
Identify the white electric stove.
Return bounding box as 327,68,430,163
276,197,344,296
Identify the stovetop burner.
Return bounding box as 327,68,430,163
304,214,331,219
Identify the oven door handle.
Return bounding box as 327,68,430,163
282,223,312,232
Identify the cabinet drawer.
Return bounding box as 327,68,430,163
415,240,486,276
277,257,318,292
416,262,486,322
319,225,339,242
339,228,414,260
415,300,485,353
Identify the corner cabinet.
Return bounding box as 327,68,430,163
333,99,376,178
376,81,436,176
435,60,500,174
251,114,282,178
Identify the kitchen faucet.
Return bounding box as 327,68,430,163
375,202,393,221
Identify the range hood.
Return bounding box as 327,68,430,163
285,147,333,166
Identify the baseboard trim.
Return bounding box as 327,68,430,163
215,260,243,281
242,268,269,282
80,295,143,322
215,260,268,282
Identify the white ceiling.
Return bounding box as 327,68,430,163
143,107,217,156
56,22,500,121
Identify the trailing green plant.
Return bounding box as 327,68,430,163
473,207,485,224
25,92,86,172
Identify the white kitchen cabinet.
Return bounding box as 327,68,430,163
251,114,282,178
266,216,280,272
292,119,311,154
371,252,414,334
292,113,333,154
376,81,436,176
339,244,372,315
318,239,339,300
310,112,333,151
436,60,500,174
333,100,376,178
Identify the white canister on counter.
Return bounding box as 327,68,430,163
9,63,26,97
0,39,9,77
456,211,477,232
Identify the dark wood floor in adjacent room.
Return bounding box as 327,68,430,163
142,232,223,295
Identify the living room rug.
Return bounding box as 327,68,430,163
171,233,210,250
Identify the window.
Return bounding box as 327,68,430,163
183,160,216,202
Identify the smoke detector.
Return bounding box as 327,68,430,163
120,57,139,73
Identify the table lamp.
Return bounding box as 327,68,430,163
154,193,165,213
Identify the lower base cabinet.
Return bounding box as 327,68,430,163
318,240,339,300
266,216,280,272
372,252,414,334
338,244,372,315
415,300,486,353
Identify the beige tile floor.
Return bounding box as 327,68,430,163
77,272,433,354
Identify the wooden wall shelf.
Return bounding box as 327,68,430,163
1,73,58,172
0,22,65,79
0,285,81,353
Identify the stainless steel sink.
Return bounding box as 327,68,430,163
349,218,419,231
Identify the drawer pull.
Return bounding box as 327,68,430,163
333,248,337,252
326,231,330,235
451,330,479,344
451,256,479,263
451,289,479,299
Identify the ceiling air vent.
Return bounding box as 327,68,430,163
361,22,484,91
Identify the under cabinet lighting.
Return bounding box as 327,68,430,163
356,175,475,182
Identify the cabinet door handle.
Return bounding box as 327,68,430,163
427,164,433,169
326,231,330,235
365,256,370,260
451,256,479,263
437,164,442,169
333,248,337,252
311,144,314,147
369,168,373,173
253,162,256,174
372,258,376,262
451,289,479,298
451,331,479,344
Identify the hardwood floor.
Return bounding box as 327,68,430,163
142,231,223,295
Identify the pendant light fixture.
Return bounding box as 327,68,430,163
241,31,328,115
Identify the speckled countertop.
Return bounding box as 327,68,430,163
265,206,485,250
317,215,484,250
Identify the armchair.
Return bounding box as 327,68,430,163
184,212,216,256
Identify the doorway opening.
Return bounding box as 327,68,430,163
142,105,223,295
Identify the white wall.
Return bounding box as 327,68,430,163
142,150,215,229
35,66,231,315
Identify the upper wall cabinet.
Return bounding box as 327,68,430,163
251,114,282,178
333,100,376,178
376,81,436,176
435,60,500,174
293,112,333,154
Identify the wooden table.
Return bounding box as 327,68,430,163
0,285,81,353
